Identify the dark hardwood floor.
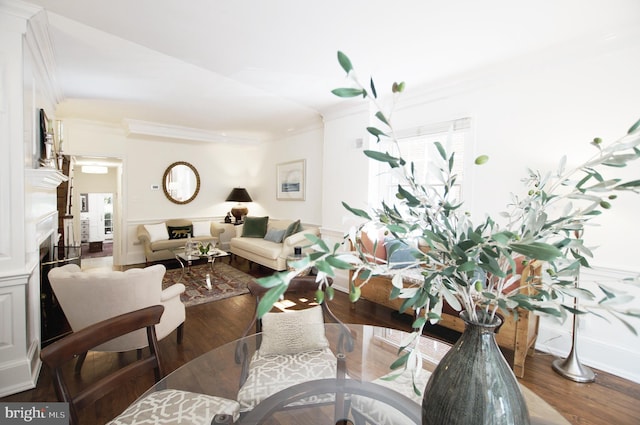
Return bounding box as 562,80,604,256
3,258,639,424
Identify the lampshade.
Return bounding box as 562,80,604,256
225,188,253,202
226,188,252,223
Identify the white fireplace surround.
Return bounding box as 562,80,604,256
0,2,67,398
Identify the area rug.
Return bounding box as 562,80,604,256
162,261,254,307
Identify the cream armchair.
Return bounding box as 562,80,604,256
48,264,185,368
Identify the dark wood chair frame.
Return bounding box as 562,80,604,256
40,305,165,425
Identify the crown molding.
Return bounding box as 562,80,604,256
122,119,262,145
0,0,40,21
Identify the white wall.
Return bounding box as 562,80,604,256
254,126,324,224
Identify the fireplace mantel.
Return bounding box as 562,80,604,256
25,168,68,189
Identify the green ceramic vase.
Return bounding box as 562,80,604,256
421,312,530,425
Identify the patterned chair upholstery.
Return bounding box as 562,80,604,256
350,368,431,425
108,389,239,424
235,276,353,414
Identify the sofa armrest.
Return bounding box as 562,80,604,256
137,225,151,245
210,222,225,238
284,227,320,247
161,283,186,302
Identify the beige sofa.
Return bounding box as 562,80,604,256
230,218,320,271
137,219,225,264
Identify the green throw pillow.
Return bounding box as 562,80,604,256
242,216,269,238
283,219,301,240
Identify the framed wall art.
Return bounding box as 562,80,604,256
276,159,305,201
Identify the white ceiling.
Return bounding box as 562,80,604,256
24,0,640,143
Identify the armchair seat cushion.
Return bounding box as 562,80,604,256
107,389,240,425
236,347,337,412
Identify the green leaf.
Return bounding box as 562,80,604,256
305,234,329,252
628,117,640,134
364,150,400,168
412,316,426,329
257,284,287,318
392,81,406,93
315,289,324,304
615,180,640,189
315,260,335,277
337,51,353,74
389,351,410,370
367,127,388,141
375,111,390,127
475,155,489,165
342,201,371,220
331,88,365,98
434,141,447,161
326,255,353,270
350,285,361,302
326,286,335,301
370,77,377,98
510,242,562,261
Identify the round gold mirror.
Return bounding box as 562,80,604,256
162,161,200,204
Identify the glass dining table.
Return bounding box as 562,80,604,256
140,324,570,425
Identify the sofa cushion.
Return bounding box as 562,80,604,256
192,221,211,237
384,238,421,269
167,225,192,239
242,216,269,238
231,237,283,260
264,228,286,243
144,223,169,243
283,219,301,239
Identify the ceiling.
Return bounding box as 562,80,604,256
24,0,640,143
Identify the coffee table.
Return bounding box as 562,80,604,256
171,247,230,286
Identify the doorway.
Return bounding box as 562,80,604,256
80,192,113,259
72,156,122,270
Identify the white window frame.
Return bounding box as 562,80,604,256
368,117,473,210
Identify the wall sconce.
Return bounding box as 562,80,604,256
225,188,252,223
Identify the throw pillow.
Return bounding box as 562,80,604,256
264,228,286,243
192,221,211,237
283,219,301,240
241,216,269,238
144,223,169,243
384,237,420,269
260,305,329,355
167,225,193,240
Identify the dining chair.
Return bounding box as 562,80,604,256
235,276,354,417
40,305,240,425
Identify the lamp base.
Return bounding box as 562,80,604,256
231,206,248,223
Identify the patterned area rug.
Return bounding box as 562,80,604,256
162,261,254,307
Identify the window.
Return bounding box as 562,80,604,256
370,117,472,208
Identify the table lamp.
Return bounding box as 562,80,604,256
225,187,252,223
